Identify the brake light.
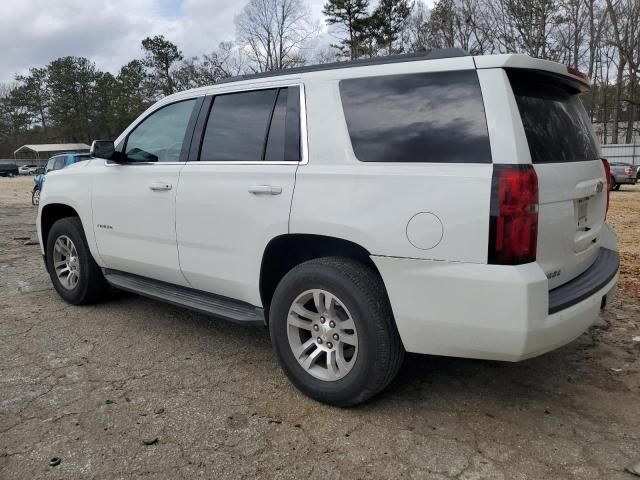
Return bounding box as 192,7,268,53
602,158,611,219
488,165,538,265
566,66,589,81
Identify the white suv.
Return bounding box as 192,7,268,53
37,50,619,406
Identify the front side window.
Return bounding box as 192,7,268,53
199,87,300,162
339,71,492,163
125,99,196,162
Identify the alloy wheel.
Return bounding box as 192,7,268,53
286,289,359,381
53,235,80,290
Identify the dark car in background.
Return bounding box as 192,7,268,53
0,161,19,177
609,162,637,190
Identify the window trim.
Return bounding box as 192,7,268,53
109,97,203,166
188,83,308,166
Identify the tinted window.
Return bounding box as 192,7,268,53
200,89,277,161
339,71,491,163
265,89,288,161
508,70,599,164
125,99,196,162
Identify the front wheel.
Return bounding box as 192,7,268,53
269,257,404,407
46,217,108,305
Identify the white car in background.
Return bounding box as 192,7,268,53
18,164,38,175
36,50,619,406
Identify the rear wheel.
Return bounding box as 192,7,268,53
46,217,108,305
611,177,620,191
269,257,404,407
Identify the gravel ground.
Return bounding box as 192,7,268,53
1,175,639,480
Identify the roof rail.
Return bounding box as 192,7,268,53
217,48,469,85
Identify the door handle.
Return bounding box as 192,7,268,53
248,185,282,195
149,182,172,191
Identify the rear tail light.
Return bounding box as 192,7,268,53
488,165,538,265
624,166,633,175
602,158,611,219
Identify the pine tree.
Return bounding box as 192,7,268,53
322,0,370,59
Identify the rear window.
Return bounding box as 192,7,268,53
508,70,599,164
339,71,491,163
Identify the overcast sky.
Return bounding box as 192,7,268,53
0,0,330,83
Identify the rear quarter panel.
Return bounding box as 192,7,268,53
291,62,492,263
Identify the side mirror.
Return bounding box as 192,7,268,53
90,140,116,160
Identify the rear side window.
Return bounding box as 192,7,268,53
199,86,300,162
339,71,491,163
508,70,599,164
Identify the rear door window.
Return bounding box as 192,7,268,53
508,70,599,164
199,87,300,162
339,71,491,163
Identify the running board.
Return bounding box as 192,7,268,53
103,270,266,326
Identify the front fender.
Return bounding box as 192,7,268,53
37,161,104,266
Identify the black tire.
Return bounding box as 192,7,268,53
46,217,108,305
269,257,404,407
611,178,619,191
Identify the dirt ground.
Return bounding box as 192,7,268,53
1,175,639,480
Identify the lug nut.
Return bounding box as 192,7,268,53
313,325,319,331
320,317,326,323
329,321,335,328
332,333,339,341
317,338,323,344
327,342,333,349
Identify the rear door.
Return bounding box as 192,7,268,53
507,69,607,288
176,84,301,306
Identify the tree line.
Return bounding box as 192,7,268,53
1,0,639,158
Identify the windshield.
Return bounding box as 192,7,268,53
508,70,599,164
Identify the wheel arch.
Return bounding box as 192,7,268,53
40,203,81,249
259,234,385,314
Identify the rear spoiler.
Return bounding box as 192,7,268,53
474,54,591,90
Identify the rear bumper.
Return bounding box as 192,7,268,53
617,177,637,184
372,247,618,362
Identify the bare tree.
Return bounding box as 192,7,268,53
476,0,560,58
236,0,319,72
555,0,590,68
606,0,640,143
174,42,248,90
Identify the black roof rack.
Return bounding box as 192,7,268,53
217,48,469,85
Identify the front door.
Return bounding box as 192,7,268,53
176,85,302,306
92,98,199,285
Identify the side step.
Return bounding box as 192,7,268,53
103,269,266,326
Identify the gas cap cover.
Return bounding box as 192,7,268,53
406,212,444,250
